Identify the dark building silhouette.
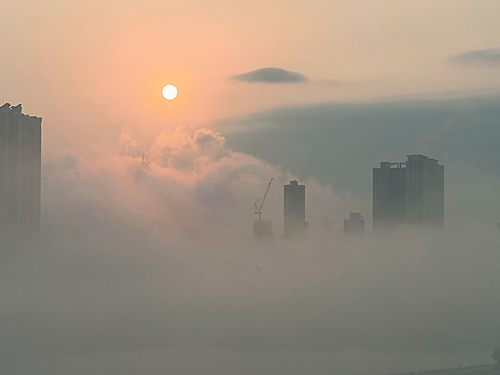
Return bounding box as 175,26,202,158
284,180,308,237
344,213,364,235
0,103,42,242
373,154,444,231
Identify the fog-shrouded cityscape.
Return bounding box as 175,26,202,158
2,1,500,374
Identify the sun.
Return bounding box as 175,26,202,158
162,84,178,100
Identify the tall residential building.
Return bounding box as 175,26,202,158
344,213,365,236
0,103,42,242
373,154,444,231
284,180,308,237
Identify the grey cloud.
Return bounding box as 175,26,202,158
230,67,307,84
450,48,500,67
222,96,500,190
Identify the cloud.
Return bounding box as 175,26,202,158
118,129,138,154
38,126,344,245
230,67,307,84
222,95,500,192
149,128,228,172
450,48,500,67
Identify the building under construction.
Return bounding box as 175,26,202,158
253,179,273,238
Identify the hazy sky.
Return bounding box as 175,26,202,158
2,1,500,374
2,0,500,154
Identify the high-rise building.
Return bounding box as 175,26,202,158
373,154,444,231
344,213,365,235
284,180,308,237
0,103,42,242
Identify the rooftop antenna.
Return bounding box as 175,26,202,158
142,153,151,165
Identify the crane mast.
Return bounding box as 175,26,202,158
254,178,274,221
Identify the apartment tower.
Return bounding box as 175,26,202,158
373,155,444,231
284,180,308,237
0,103,42,242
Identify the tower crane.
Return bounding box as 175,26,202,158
254,178,273,221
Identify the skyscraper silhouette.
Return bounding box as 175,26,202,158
284,180,308,237
0,103,42,242
373,155,444,231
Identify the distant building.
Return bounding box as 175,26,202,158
319,215,332,234
253,220,273,238
0,103,42,243
284,180,308,237
344,213,365,235
373,154,444,231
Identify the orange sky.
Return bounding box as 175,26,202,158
1,0,500,159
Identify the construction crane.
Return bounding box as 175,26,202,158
254,178,273,221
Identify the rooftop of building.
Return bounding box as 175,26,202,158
348,213,364,220
376,155,442,168
0,103,41,120
286,180,305,187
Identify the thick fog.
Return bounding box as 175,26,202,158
2,99,500,374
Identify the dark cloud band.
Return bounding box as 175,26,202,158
230,67,307,84
450,48,500,67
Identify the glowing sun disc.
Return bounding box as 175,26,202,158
162,84,178,100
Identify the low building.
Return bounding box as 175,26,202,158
253,219,272,238
344,213,365,236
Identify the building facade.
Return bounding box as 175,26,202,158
373,155,444,231
0,103,42,242
284,180,308,237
